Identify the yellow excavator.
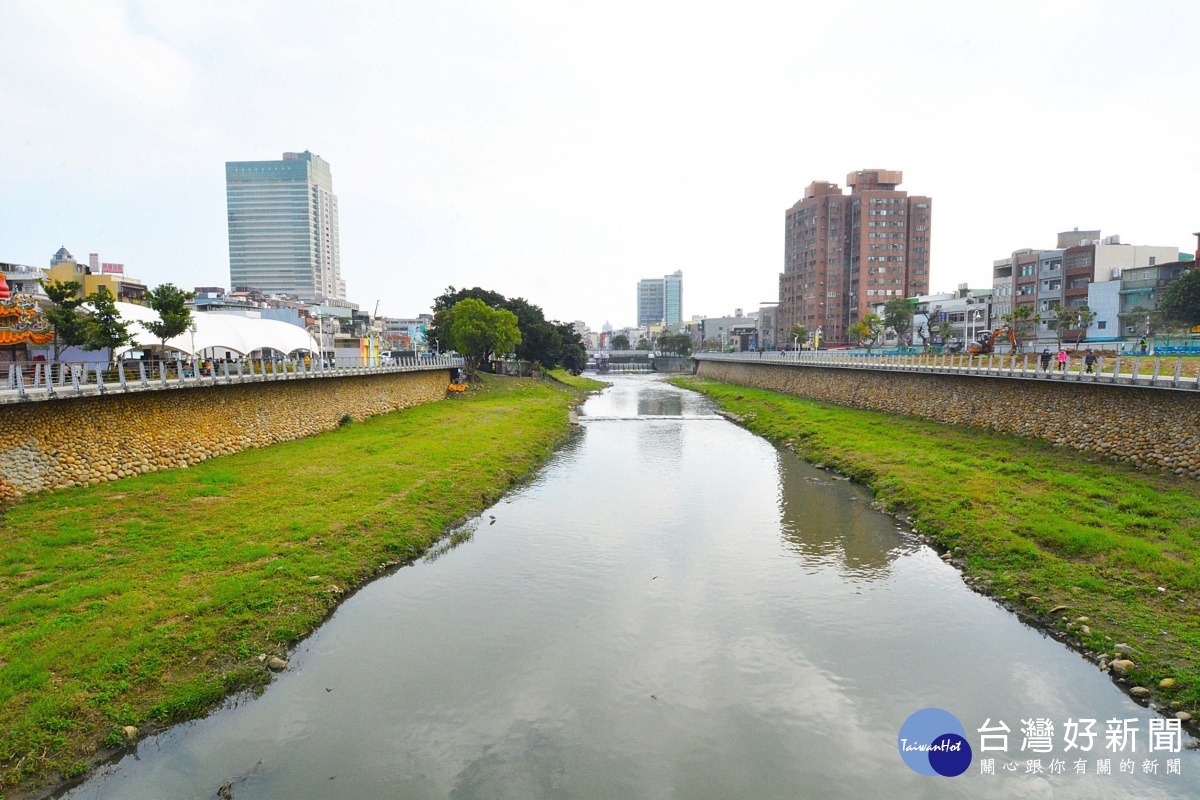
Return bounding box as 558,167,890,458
966,327,1017,355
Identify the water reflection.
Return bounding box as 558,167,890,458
636,421,684,469
776,450,914,580
636,391,684,417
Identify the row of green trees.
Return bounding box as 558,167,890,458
425,287,587,375
997,304,1097,350
40,280,195,360
605,331,693,354
841,296,1108,352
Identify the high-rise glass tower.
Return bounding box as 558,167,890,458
637,278,665,327
226,151,345,302
636,270,683,328
663,270,682,327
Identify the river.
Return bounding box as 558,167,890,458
63,375,1197,799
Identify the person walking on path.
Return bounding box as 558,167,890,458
1139,336,1149,354
1040,348,1052,372
1056,348,1068,372
1084,348,1098,374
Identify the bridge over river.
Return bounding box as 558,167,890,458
63,375,1196,799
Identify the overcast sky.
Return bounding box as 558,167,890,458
3,1,1197,329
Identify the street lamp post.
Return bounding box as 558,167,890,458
188,323,197,378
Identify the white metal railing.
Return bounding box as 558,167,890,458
693,351,1200,391
2,355,464,403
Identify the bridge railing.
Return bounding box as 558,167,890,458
2,355,464,403
694,351,1200,391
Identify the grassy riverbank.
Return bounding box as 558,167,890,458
673,377,1200,716
545,369,608,391
0,376,582,795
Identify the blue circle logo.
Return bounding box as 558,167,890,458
898,708,972,777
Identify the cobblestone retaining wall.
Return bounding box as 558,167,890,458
697,361,1200,479
0,370,451,502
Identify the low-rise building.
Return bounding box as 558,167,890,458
382,315,432,351
46,257,148,305
1,262,49,302
1034,250,1064,345
913,286,993,348
1118,260,1193,339
757,303,778,350
700,310,756,349
1084,281,1121,342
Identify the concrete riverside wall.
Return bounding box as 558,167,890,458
697,360,1200,479
653,356,695,373
0,369,451,502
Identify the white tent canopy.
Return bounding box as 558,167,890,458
112,303,319,357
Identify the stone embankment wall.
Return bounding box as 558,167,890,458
697,361,1200,478
0,370,451,502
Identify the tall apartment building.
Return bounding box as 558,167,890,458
636,270,683,328
226,150,345,303
778,169,931,344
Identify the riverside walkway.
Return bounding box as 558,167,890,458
1,356,464,404
695,351,1200,392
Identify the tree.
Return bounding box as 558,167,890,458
1046,303,1098,348
883,297,918,347
1001,305,1037,352
700,338,722,352
1043,302,1096,349
447,298,521,375
635,337,651,351
1072,306,1098,347
849,313,884,352
426,286,507,353
81,287,133,354
40,279,89,360
610,333,630,350
1158,268,1200,327
656,332,692,356
936,318,955,347
556,322,588,374
913,308,935,349
1044,302,1070,349
788,324,808,349
144,283,196,356
516,320,563,367
427,287,578,369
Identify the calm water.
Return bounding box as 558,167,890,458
64,376,1197,799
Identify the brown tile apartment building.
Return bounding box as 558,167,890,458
778,169,930,345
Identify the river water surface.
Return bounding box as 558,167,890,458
64,375,1197,799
